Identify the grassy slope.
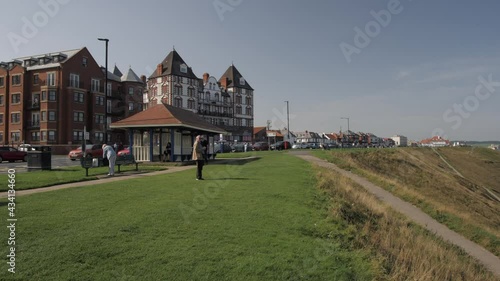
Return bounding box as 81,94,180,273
313,147,500,256
0,153,375,281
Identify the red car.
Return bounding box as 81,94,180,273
0,147,28,162
117,146,130,156
68,144,103,161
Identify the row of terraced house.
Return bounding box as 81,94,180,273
0,47,254,153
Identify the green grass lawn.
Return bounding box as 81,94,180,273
0,153,376,280
0,165,167,192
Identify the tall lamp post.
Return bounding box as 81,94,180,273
98,38,109,143
285,100,290,147
341,117,350,143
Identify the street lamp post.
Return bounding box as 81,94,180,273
341,117,349,143
285,100,290,146
98,38,109,144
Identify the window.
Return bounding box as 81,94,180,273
94,132,104,142
128,87,134,95
174,97,182,107
107,100,112,114
91,79,100,92
188,87,195,97
246,106,253,116
239,77,245,85
48,90,56,101
106,83,111,96
95,114,104,124
74,92,84,103
0,132,3,143
48,131,56,141
188,99,195,109
11,113,21,123
82,57,88,67
175,85,182,95
31,132,40,141
11,132,21,143
70,73,80,88
236,95,242,104
137,103,143,111
215,93,219,101
236,106,242,115
41,91,47,101
96,96,104,106
180,64,187,73
73,131,84,141
73,112,84,122
0,77,4,87
33,74,39,85
41,111,46,121
205,92,210,101
0,95,4,106
11,93,21,104
128,102,134,111
0,114,3,124
47,72,55,86
48,111,56,121
246,97,252,105
41,131,47,141
12,75,21,85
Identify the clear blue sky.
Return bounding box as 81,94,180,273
1,0,499,141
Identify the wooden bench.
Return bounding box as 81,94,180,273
115,154,139,173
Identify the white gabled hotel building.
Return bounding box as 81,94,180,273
145,49,254,142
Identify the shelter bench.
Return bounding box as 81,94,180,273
115,154,140,173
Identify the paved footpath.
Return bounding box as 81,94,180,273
293,152,500,278
0,166,195,199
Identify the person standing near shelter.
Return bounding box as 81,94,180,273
102,144,117,176
192,135,204,180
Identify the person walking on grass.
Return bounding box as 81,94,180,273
102,144,117,176
192,135,204,180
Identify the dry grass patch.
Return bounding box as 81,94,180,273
314,167,497,281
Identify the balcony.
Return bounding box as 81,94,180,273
26,100,40,110
27,120,40,129
197,110,233,118
108,109,125,116
107,90,123,100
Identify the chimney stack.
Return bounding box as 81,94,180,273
220,77,228,88
140,75,146,84
203,73,209,83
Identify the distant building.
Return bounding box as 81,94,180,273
391,135,408,147
419,136,450,147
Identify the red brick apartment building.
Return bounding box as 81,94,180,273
0,47,144,153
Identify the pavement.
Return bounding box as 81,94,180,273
0,165,196,199
291,152,500,278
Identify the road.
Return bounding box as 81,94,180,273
0,155,80,174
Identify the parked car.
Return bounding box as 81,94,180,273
292,143,309,149
18,144,35,152
252,142,269,151
117,146,130,156
68,144,103,161
215,142,232,153
231,143,246,152
270,141,292,151
0,147,28,162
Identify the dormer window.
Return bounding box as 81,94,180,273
180,64,187,73
239,77,245,85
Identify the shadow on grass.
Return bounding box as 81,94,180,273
209,178,250,181
208,157,261,166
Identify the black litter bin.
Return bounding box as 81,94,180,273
27,146,52,171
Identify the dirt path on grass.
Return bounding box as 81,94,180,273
0,166,196,199
292,152,500,278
